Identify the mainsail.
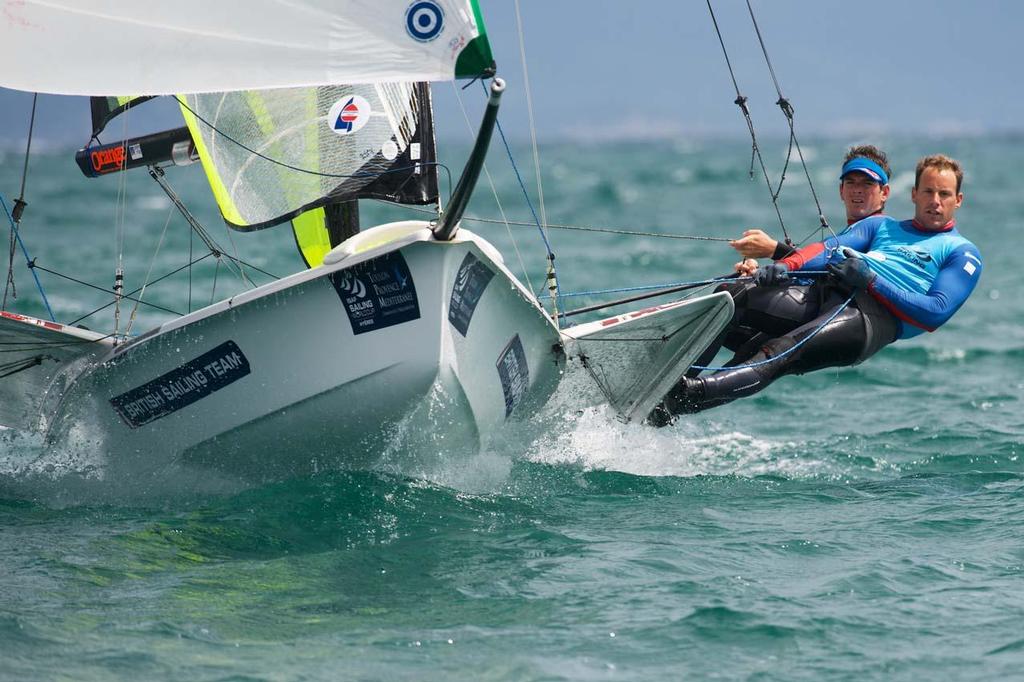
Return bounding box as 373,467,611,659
0,1,494,95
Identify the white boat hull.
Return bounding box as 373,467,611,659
42,223,562,480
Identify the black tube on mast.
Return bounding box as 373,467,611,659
432,78,505,241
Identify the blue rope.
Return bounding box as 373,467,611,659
484,80,553,256
0,191,55,321
690,292,854,371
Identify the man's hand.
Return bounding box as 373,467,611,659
730,229,779,259
827,248,876,290
753,262,789,287
734,258,759,276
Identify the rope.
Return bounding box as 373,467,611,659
450,81,534,294
113,104,132,336
510,1,560,329
705,0,791,247
4,93,38,307
67,251,211,327
124,203,175,337
387,202,735,243
744,0,836,246
486,87,553,251
29,263,182,317
690,292,854,371
0,192,54,321
462,214,733,241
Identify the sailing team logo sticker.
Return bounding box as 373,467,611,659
405,1,444,42
329,252,421,335
328,96,372,135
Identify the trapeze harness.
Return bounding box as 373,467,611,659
653,215,983,419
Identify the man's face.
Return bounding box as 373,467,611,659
839,172,890,221
911,167,962,231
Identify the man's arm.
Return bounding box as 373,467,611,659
778,218,880,272
868,245,982,332
730,229,794,259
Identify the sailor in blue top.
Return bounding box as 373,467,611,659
730,144,894,265
650,154,982,423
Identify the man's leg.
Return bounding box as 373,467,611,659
685,280,819,378
655,297,880,418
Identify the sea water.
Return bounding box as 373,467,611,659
0,134,1021,680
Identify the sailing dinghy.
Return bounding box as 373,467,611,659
0,1,732,480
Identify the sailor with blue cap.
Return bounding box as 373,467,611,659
838,153,891,226
732,146,893,265
650,153,981,423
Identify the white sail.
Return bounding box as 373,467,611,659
0,0,491,95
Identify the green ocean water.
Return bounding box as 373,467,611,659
0,133,1021,680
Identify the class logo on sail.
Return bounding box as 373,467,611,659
405,1,444,42
328,96,372,135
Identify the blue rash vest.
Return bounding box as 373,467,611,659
779,215,982,339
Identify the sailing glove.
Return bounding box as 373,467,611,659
753,262,789,286
828,248,876,291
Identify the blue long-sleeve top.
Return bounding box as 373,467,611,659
779,216,982,339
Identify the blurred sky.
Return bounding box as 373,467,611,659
0,0,1021,148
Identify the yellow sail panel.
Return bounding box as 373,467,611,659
178,99,247,227
292,208,332,268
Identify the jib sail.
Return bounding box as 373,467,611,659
179,83,438,265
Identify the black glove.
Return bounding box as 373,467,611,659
827,250,876,290
753,262,789,287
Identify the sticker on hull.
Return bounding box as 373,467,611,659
448,252,494,337
496,334,529,418
330,251,421,335
110,340,251,429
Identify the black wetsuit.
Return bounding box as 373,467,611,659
649,278,899,422
651,213,981,423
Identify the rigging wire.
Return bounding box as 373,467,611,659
462,214,732,241
512,0,560,329
0,192,54,321
147,165,275,288
705,0,792,247
744,0,836,245
67,253,214,327
5,93,38,307
112,105,132,337
375,200,734,242
31,262,182,317
450,81,535,295
124,203,175,337
188,206,194,313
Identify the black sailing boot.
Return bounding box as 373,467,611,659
646,377,707,426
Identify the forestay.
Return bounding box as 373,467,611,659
0,0,493,95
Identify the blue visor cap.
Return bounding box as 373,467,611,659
840,157,889,185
